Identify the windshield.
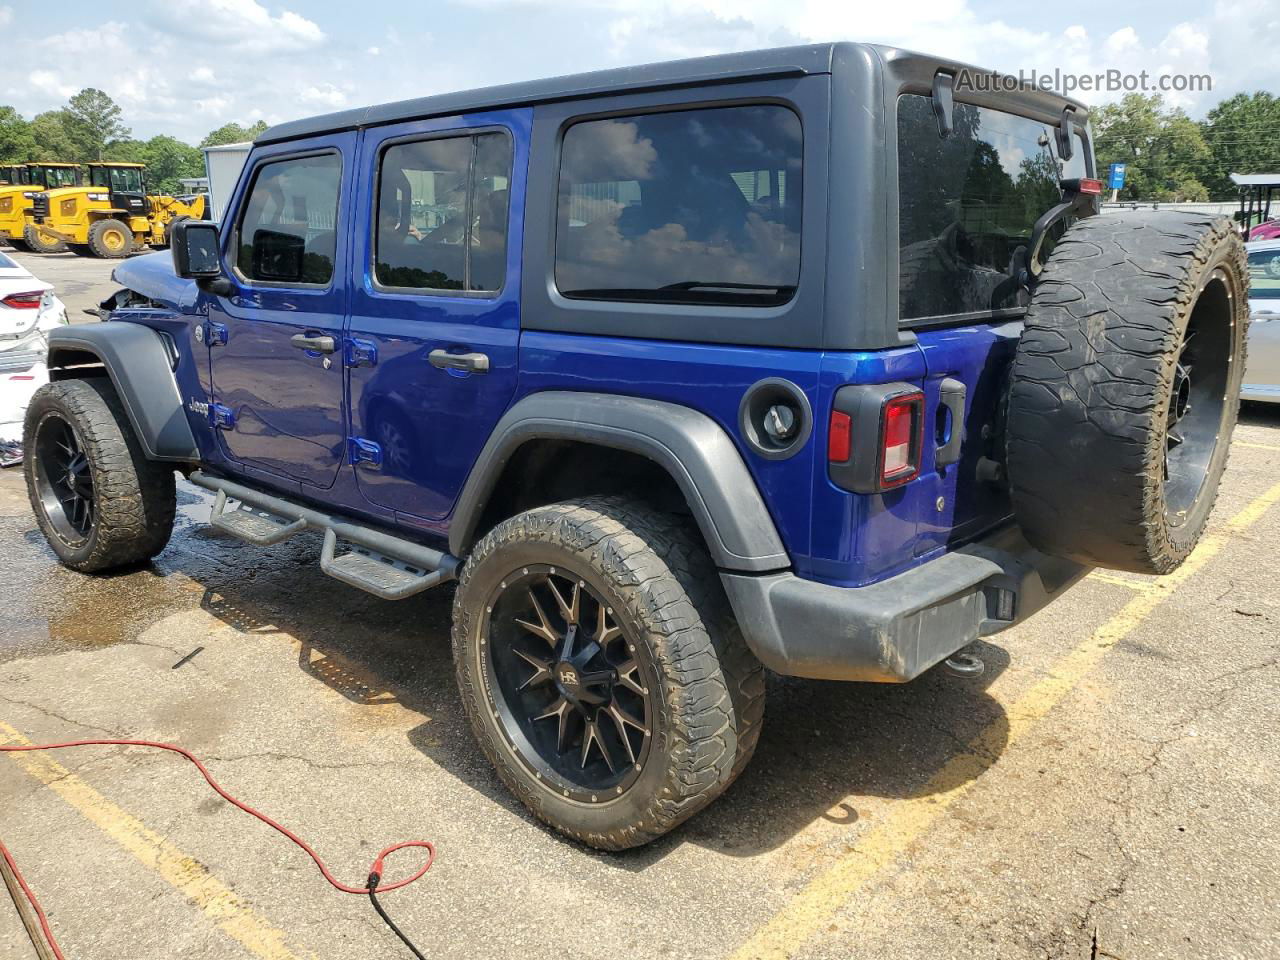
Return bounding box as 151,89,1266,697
91,167,144,193
40,167,78,188
1248,249,1280,300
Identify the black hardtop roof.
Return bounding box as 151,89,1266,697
257,41,1091,146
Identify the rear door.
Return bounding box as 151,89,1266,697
207,136,354,489
345,110,527,523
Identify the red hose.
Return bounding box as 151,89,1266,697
0,739,435,959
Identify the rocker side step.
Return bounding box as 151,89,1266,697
189,470,460,600
209,490,308,546
320,529,448,600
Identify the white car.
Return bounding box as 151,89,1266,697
1245,240,1280,404
0,249,68,443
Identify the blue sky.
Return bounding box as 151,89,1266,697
2,0,1275,143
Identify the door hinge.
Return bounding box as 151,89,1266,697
206,321,228,346
345,337,378,368
209,402,236,429
349,437,383,469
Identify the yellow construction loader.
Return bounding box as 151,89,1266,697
25,162,206,258
0,163,81,253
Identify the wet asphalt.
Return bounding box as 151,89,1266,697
1,248,1278,960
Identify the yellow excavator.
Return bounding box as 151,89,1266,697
25,162,206,258
0,162,81,253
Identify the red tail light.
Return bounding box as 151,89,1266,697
1077,178,1103,195
1,291,43,310
879,392,923,487
827,410,852,463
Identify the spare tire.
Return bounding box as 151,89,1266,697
1006,211,1249,574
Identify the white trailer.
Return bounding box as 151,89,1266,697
202,142,252,222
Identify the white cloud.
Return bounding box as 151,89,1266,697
0,6,12,27
367,46,381,56
29,70,76,100
299,84,348,108
145,0,325,53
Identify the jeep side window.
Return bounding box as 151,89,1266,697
235,153,342,286
897,94,1082,322
554,104,802,307
374,132,512,293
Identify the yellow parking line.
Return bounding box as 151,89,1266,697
1235,441,1280,452
0,723,315,960
726,480,1280,960
1087,571,1157,591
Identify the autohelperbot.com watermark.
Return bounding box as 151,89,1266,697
955,68,1212,97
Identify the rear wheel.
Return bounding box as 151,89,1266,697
24,379,176,572
1006,212,1249,573
87,218,133,259
452,497,764,850
23,224,65,254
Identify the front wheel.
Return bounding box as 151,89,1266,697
452,497,765,850
23,224,65,254
24,379,176,572
87,218,133,258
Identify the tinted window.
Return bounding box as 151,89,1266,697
897,94,1081,321
236,153,341,285
1249,249,1280,299
44,167,78,188
554,104,802,307
375,132,512,293
92,167,143,193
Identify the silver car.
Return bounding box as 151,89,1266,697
1245,240,1280,403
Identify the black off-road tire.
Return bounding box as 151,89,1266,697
87,218,133,259
452,497,765,850
23,223,65,254
24,378,176,572
1006,212,1249,573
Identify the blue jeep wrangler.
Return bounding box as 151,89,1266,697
24,44,1248,849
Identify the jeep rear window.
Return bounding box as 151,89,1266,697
554,104,802,307
897,94,1085,322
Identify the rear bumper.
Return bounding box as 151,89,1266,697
720,525,1088,682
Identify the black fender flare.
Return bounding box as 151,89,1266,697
46,324,199,463
450,391,790,573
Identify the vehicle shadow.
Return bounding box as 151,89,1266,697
1239,399,1280,427
177,518,1011,863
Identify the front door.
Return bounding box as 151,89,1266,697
207,137,354,489
345,111,528,522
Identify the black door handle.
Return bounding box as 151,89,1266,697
428,349,489,373
290,333,337,354
936,377,966,467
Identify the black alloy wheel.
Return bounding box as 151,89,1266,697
32,412,95,544
482,564,654,802
1163,269,1232,524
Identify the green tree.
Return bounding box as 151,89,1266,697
1093,94,1210,202
1201,92,1280,198
200,120,267,147
65,88,130,161
141,135,204,194
28,110,87,161
0,106,37,162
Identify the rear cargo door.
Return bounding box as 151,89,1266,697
914,323,1016,554
894,91,1090,554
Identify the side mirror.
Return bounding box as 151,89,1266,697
172,220,222,279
